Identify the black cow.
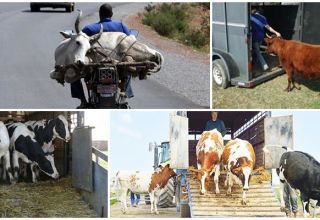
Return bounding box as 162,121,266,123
277,151,320,217
25,115,70,153
6,122,59,183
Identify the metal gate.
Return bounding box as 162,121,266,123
72,126,108,217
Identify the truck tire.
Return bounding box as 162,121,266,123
158,178,175,208
212,59,229,89
145,194,150,205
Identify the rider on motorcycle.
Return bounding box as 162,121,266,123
71,3,134,108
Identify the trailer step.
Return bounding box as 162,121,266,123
187,176,284,217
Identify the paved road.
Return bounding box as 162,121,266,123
0,3,209,108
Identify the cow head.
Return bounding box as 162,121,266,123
38,153,59,179
231,157,253,190
53,115,71,142
264,35,282,56
161,164,177,179
25,136,60,179
126,42,164,74
55,11,103,66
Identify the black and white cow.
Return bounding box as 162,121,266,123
277,151,320,217
0,121,13,183
25,115,71,153
6,122,59,183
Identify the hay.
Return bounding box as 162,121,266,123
251,166,271,184
0,177,97,217
188,166,271,185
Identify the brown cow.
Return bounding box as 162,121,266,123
195,129,224,195
265,36,320,92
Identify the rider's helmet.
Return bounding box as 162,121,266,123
99,3,113,20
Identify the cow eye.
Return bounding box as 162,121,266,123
76,41,81,46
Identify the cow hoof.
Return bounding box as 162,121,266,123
200,190,205,195
280,207,286,212
215,190,220,194
241,200,247,205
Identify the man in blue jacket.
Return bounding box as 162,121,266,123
251,7,281,71
71,3,133,108
204,111,226,137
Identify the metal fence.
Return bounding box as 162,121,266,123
72,126,108,217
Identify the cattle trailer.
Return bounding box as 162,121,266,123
212,2,320,88
167,111,292,217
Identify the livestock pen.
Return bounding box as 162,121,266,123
0,111,108,217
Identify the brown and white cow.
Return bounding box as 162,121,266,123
115,164,176,215
196,129,224,195
221,138,255,205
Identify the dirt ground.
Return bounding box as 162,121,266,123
110,201,180,218
0,177,97,217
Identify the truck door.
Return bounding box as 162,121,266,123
169,114,189,169
263,115,294,169
212,2,250,82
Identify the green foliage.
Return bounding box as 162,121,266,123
142,3,209,51
143,3,188,37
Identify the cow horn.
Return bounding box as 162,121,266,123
75,10,82,34
266,33,272,39
90,24,103,44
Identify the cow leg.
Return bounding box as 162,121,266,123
226,171,233,195
301,193,310,217
242,190,247,205
285,68,294,92
149,192,155,214
30,163,38,183
279,180,286,212
200,172,208,195
154,193,159,215
4,151,13,183
119,189,128,214
11,150,19,180
291,76,301,90
213,164,220,194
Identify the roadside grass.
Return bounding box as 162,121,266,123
141,3,209,52
213,74,320,108
110,197,118,206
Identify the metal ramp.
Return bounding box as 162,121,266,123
187,174,285,217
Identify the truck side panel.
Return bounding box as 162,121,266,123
212,3,250,81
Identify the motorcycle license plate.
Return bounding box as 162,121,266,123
97,84,117,94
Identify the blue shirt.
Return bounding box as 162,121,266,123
204,119,226,137
251,13,268,43
82,18,131,37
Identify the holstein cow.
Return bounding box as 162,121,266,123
221,138,256,205
0,121,13,183
6,123,59,183
115,164,176,215
265,36,320,92
25,114,71,153
50,11,163,85
277,151,320,217
195,129,224,195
